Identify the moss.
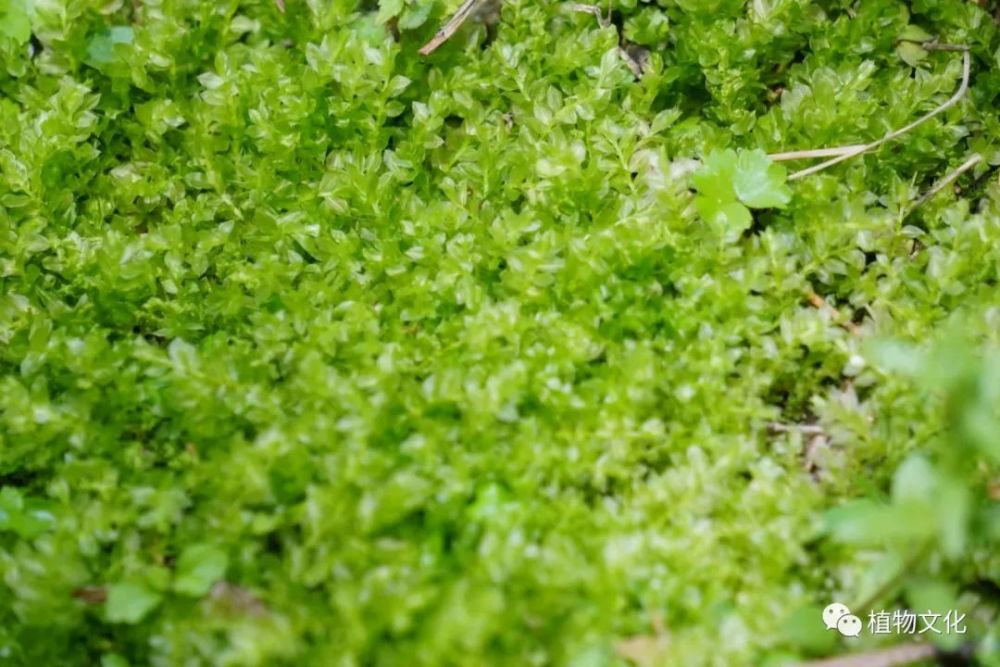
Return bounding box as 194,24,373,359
1,0,1000,664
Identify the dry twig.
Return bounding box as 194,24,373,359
769,146,867,162
767,422,826,436
72,586,108,604
910,152,982,209
802,432,829,480
568,2,610,26
209,581,268,617
899,39,970,52
792,642,936,667
419,0,483,55
767,422,829,480
807,292,861,336
619,44,649,78
769,49,971,180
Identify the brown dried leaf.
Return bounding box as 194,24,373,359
208,581,267,617
72,586,108,604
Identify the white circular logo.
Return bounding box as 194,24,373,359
837,614,862,638
822,602,851,631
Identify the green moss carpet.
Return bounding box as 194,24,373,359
2,0,1000,664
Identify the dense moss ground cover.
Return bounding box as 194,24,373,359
3,0,1000,664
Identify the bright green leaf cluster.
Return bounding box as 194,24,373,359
693,148,792,240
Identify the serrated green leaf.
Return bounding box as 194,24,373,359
692,148,738,202
732,150,791,209
695,196,752,236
